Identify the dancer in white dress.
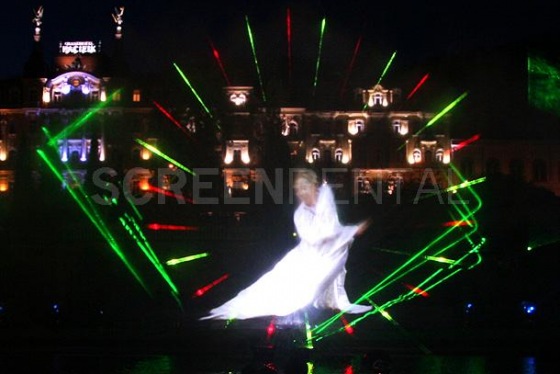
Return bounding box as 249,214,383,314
200,169,372,320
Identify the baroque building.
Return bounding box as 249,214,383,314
1,5,559,208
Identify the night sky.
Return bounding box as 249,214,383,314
1,1,557,77
1,1,559,138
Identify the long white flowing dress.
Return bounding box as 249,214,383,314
200,184,371,320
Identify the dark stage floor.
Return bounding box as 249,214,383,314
1,316,559,374
2,178,560,373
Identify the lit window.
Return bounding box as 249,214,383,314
281,119,290,136
348,119,364,135
289,120,298,135
356,119,364,133
282,118,299,136
229,93,246,106
233,149,241,162
392,120,401,134
312,148,320,160
335,148,343,162
435,149,444,162
0,178,8,192
413,149,422,163
132,89,141,102
42,88,50,104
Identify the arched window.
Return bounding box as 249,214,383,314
435,149,444,162
392,120,401,134
312,148,320,160
356,119,364,133
281,118,298,136
289,120,298,135
281,119,290,136
334,148,343,162
69,150,80,164
413,149,422,163
132,89,141,102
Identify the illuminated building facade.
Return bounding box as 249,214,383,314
0,7,165,198
1,5,559,204
219,82,455,201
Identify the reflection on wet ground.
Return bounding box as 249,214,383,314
1,349,558,374
1,322,558,373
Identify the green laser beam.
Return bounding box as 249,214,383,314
166,253,210,265
119,214,182,307
376,50,397,86
312,17,327,96
415,92,469,136
312,161,485,339
47,89,122,146
135,138,195,175
37,148,151,296
397,91,469,150
173,62,213,118
245,15,267,103
362,51,397,110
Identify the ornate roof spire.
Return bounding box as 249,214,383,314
112,6,125,39
32,5,44,42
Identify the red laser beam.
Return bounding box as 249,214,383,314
406,73,429,100
340,35,363,99
340,315,354,335
403,283,429,297
442,220,473,227
208,38,231,86
146,185,193,203
152,100,191,137
453,134,481,152
193,274,230,298
146,223,198,231
287,7,292,85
